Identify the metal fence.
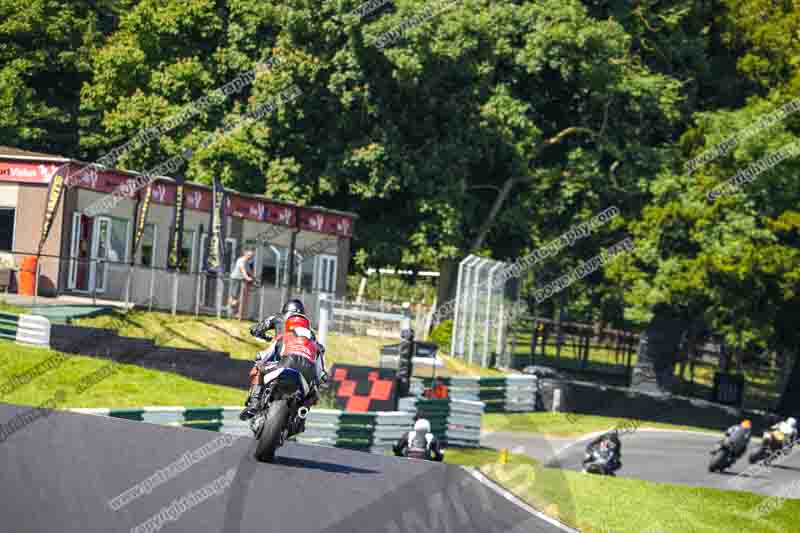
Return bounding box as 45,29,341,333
1,251,328,323
322,298,414,340
450,255,519,368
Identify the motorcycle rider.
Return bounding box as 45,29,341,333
239,299,328,421
583,429,622,473
771,417,797,447
717,419,752,460
393,418,444,461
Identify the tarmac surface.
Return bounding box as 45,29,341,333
482,429,800,498
0,403,574,533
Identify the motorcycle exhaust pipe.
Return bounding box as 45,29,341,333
298,407,309,419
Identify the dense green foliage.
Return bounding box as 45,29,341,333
428,318,452,351
1,0,798,365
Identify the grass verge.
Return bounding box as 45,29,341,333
0,340,244,408
482,460,799,532
0,299,27,314
482,412,718,438
446,448,799,532
75,310,503,376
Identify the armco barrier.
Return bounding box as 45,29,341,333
400,397,484,447
411,375,539,412
68,407,414,454
0,312,51,348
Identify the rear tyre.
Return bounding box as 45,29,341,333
709,449,728,472
255,399,290,463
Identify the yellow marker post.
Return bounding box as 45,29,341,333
499,448,509,465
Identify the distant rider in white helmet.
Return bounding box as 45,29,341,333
393,418,444,461
776,417,798,446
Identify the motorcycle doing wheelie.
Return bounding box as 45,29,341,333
247,321,324,463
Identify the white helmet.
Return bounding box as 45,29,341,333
788,417,797,428
414,419,431,433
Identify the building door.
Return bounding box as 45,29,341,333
69,213,94,292
90,217,112,293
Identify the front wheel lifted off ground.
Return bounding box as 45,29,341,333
255,399,289,463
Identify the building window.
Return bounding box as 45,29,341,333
225,238,237,274
171,229,196,273
0,208,14,251
317,255,337,293
107,217,130,264
300,254,314,292
260,245,281,287
140,224,157,267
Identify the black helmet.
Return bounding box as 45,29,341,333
282,299,305,315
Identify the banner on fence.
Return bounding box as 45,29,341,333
330,364,399,412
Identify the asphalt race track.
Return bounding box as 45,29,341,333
484,429,800,498
0,403,573,533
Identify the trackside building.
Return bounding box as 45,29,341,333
0,146,356,319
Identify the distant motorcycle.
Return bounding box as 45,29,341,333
582,446,616,476
748,429,791,465
708,436,742,472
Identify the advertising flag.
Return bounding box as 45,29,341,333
37,164,70,255
131,184,153,260
167,176,186,271
204,176,228,275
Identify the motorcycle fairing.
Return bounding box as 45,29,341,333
263,366,310,397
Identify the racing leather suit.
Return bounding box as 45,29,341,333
241,313,327,420
393,430,444,461
584,432,622,472
775,421,798,444
723,425,751,457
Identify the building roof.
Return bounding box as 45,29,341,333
0,146,69,162
0,146,357,220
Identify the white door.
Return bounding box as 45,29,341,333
91,217,112,293
67,213,81,289
316,255,337,294
68,213,82,289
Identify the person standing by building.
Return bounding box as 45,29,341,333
229,249,254,319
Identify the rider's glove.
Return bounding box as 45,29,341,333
250,315,277,339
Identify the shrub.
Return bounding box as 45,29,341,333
429,320,453,353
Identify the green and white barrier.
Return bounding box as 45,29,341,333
0,312,50,348
69,406,414,454
399,397,484,447
410,376,538,412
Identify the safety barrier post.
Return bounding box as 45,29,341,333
195,272,203,317
259,284,265,321
317,293,330,346
148,265,155,311
216,277,223,319
171,270,178,315
33,258,41,304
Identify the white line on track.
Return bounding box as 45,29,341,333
463,467,580,533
